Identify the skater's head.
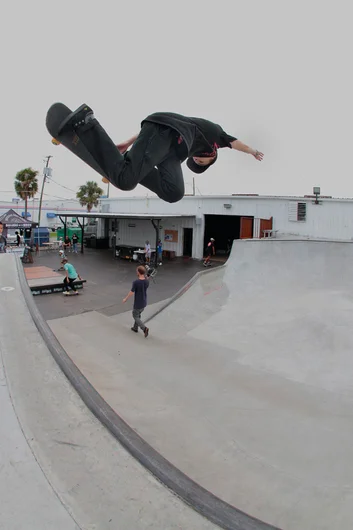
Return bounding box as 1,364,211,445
137,265,146,278
187,152,218,174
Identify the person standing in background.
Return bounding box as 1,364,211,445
64,235,71,252
72,233,79,253
0,222,7,252
144,240,151,264
157,239,163,265
123,265,150,337
203,238,215,267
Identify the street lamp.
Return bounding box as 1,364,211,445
313,186,321,205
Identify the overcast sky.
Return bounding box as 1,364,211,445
1,0,352,204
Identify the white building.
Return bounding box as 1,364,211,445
95,193,353,260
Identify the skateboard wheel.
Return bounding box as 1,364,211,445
102,177,109,184
52,138,61,145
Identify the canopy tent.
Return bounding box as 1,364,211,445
0,209,34,229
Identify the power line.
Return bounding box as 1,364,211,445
0,190,38,194
0,190,79,201
46,177,78,193
42,192,80,201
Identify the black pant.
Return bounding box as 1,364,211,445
63,276,77,291
75,120,185,203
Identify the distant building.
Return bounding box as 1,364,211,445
0,199,98,229
94,193,353,260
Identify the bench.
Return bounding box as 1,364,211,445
262,229,279,238
30,279,87,296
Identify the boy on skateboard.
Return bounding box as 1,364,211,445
123,265,149,337
58,105,264,204
62,258,81,295
204,238,215,267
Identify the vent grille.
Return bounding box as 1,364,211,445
288,202,307,222
297,202,306,221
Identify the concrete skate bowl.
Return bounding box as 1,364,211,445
20,239,353,530
137,238,353,529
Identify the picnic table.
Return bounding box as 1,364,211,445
42,241,62,251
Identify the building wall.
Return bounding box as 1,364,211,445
112,216,197,256
100,195,353,259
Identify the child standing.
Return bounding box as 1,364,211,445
123,266,149,337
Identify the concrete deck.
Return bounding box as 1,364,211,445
26,248,213,320
48,239,353,530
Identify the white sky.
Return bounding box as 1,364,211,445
1,0,352,203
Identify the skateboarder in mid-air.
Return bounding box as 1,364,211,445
57,105,264,204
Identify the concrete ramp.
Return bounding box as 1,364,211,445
0,253,219,530
48,239,353,530
151,239,353,393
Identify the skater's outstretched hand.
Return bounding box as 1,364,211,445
230,140,264,161
252,150,264,161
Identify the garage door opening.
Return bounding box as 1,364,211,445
203,215,254,257
183,228,193,257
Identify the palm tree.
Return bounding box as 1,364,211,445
76,181,103,212
14,168,39,218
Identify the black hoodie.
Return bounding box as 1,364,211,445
142,112,237,158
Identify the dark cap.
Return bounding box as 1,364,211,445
186,153,218,174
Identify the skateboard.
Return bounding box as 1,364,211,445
46,102,108,181
63,291,79,296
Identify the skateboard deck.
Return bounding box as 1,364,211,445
46,103,108,180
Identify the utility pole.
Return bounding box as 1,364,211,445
38,155,52,227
